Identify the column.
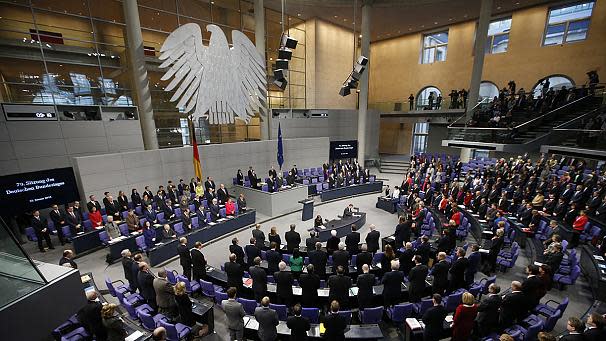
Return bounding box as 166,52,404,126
466,0,493,119
459,147,472,163
123,0,159,149
357,0,371,165
254,0,270,140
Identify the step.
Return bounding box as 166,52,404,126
380,166,408,172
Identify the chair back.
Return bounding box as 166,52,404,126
165,269,177,284
158,320,178,341
417,298,433,316
238,298,258,315
372,252,384,266
390,303,413,322
62,226,72,239
200,279,216,300
557,297,569,315
338,310,352,324
83,220,93,230
301,307,319,323
543,309,562,332
173,223,184,235
269,303,288,321
216,291,228,307
122,299,138,319
138,310,157,330
175,208,182,218
119,224,129,236
526,318,544,340
105,277,117,296
361,307,383,324
25,227,37,241
99,231,110,245
135,235,147,251
192,216,199,228
445,291,463,312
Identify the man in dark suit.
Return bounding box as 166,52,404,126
583,313,606,341
190,241,207,281
137,262,157,310
209,198,221,222
252,224,265,249
77,291,107,341
394,215,412,249
323,300,347,341
328,266,352,309
465,244,482,285
332,243,350,273
59,249,78,268
357,264,375,309
249,257,267,303
65,205,82,235
177,237,192,280
544,244,564,275
121,249,135,290
31,210,54,252
87,195,102,213
422,294,447,341
365,224,380,253
475,283,502,337
299,264,320,308
49,204,67,245
144,205,158,225
244,238,261,267
432,252,450,295
449,248,469,291
345,224,360,254
266,176,275,193
521,264,544,311
499,281,528,327
356,244,373,274
343,204,354,218
286,304,311,341
274,261,294,306
229,237,245,266
305,230,319,251
104,195,121,221
160,199,176,221
285,224,301,254
225,253,244,294
408,255,428,302
130,254,142,292
205,188,216,204
217,184,229,205
266,242,282,275
398,242,415,276
308,242,328,277
415,235,432,265
254,296,279,341
326,230,340,254
382,259,404,306
561,317,586,341
204,176,216,192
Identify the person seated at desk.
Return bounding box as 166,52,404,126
195,203,206,223
59,249,78,269
268,226,281,246
161,199,176,221
328,173,336,189
236,169,244,186
209,198,221,222
65,205,83,235
144,205,158,225
225,198,236,216
237,194,247,214
105,216,121,240
343,203,355,218
142,221,157,248
181,208,192,233
314,215,324,228
286,170,296,186
125,209,140,232
161,224,176,240
276,173,285,189
267,175,275,193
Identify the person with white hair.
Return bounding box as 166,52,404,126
332,242,350,273
365,224,380,253
381,259,404,306
77,291,107,340
327,229,340,254
274,261,294,306
120,249,135,290
356,244,373,274
357,264,375,309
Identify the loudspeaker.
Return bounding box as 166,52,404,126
275,59,289,70
354,64,366,74
357,55,368,66
346,77,358,89
339,85,351,96
278,48,292,60
351,70,362,81
274,78,287,90
281,34,298,49
273,69,286,80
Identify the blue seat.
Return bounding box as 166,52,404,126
387,303,413,323
301,307,319,323
25,227,37,241
359,306,383,324
158,319,191,341
269,303,288,321
176,275,200,293
99,231,110,245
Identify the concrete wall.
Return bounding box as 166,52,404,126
269,109,380,161
368,1,606,104
72,137,329,201
0,112,144,176
426,124,459,155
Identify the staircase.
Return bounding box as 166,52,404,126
379,155,410,175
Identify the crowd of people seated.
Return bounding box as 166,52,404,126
468,75,598,128
235,160,373,193
27,176,249,253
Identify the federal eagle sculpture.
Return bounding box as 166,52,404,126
159,23,267,124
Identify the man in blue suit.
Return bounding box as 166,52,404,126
144,205,158,225
465,244,482,285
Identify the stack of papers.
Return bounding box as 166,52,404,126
208,222,216,226
406,318,422,330
594,255,604,261
125,331,144,341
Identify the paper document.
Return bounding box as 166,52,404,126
125,331,144,341
406,318,422,330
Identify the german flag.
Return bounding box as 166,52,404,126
189,117,203,180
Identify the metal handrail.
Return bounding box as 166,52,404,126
553,106,604,130
514,95,591,130
448,97,491,128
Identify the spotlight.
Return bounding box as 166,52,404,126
274,78,287,90
273,69,286,80
281,34,298,49
278,47,292,60
275,59,289,70
339,85,351,97
357,56,368,66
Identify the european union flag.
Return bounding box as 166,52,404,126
277,122,284,170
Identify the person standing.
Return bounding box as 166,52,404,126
252,224,265,249
308,242,328,277
408,255,428,303
408,94,415,111
287,304,311,341
254,297,279,341
422,294,447,341
191,241,207,281
222,287,246,341
451,292,478,341
121,249,135,290
274,261,294,306
328,265,352,309
31,210,54,252
382,260,404,306
322,301,347,341
432,252,450,295
153,270,176,318
285,224,301,254
357,264,375,309
137,262,157,310
449,248,469,291
177,237,192,280
249,257,267,303
299,264,320,308
49,204,67,245
101,303,127,341
474,284,502,337
345,225,360,255
225,254,244,294
77,291,108,341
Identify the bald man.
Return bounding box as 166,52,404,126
225,253,244,294
77,291,107,340
499,281,527,327
357,264,375,309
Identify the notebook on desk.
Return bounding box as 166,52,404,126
406,318,422,330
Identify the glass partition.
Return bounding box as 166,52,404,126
0,217,47,309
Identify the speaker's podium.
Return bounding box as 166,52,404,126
299,199,314,221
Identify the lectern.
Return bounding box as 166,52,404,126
299,199,314,221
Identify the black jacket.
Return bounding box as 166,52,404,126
244,244,261,267
431,260,450,294
191,248,207,279
365,230,380,253
249,265,267,297
356,273,375,309
408,264,428,302
322,313,347,341
308,249,328,276
77,300,107,339
332,250,350,273
306,236,319,251
299,273,320,307
381,270,404,304
274,271,294,300
499,291,528,327
422,305,447,341
327,236,340,254
449,257,469,290
266,249,282,274
225,261,244,290
328,273,352,306
229,244,245,266
475,294,502,334
345,232,360,254
521,275,544,309
285,231,301,252
398,249,415,275
286,315,311,341
583,328,606,341
356,251,373,274
177,244,192,268
137,270,156,303
394,221,412,247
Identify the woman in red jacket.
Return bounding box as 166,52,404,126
571,210,588,247
451,292,478,341
89,206,103,228
225,197,236,216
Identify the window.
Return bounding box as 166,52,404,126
412,122,429,154
532,75,575,98
544,1,594,45
416,86,442,109
479,82,499,101
486,18,511,54
421,31,448,64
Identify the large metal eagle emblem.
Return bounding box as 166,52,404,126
159,23,267,124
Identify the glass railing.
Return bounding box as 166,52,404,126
548,130,606,151
369,98,459,112
0,217,47,309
